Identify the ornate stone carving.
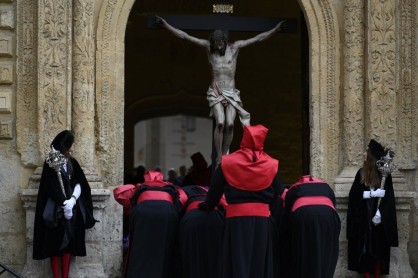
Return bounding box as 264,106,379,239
343,0,365,166
72,0,97,171
299,0,340,183
396,0,417,169
16,0,40,166
97,0,125,187
366,0,397,147
38,0,72,155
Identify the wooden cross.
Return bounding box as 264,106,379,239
147,14,297,33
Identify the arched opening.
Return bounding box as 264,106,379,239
124,0,307,185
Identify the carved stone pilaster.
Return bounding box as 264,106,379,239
72,0,97,173
16,0,40,166
343,0,365,167
37,0,72,155
299,0,340,183
366,0,397,147
396,0,417,170
96,0,125,187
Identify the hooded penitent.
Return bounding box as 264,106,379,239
143,170,172,186
221,124,278,190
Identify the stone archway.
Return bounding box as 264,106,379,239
94,0,341,275
96,0,341,185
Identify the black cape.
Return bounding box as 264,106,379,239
204,166,281,278
124,184,181,278
347,168,398,274
179,185,225,278
280,180,341,278
33,158,95,260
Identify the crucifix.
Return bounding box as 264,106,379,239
147,10,296,168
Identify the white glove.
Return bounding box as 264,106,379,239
370,188,385,198
64,206,73,220
372,209,382,225
63,197,76,211
363,191,371,199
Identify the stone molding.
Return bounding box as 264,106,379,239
298,0,341,183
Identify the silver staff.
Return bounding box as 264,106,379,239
376,150,395,190
372,150,395,225
46,146,67,197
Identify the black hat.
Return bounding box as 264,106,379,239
51,130,74,154
368,139,385,159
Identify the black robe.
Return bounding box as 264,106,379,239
347,168,398,274
33,158,95,260
125,184,182,278
204,166,281,278
179,185,225,278
280,180,341,278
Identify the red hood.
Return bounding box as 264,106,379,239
222,125,278,190
143,170,172,186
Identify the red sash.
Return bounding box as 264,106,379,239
291,196,335,212
226,202,270,218
177,188,188,207
186,201,204,212
136,191,173,204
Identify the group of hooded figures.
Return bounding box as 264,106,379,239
33,126,398,278
113,125,398,278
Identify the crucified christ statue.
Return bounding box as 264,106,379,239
156,16,286,166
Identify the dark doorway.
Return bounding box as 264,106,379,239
124,0,308,185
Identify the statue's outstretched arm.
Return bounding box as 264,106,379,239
155,15,209,47
234,20,286,48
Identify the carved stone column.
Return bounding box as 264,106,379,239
334,0,366,193
334,5,366,274
396,0,417,170
342,0,365,170
16,0,40,166
366,0,397,146
72,0,98,180
37,0,73,154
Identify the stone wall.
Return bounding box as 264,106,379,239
0,0,416,277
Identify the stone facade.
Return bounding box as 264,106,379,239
0,0,416,277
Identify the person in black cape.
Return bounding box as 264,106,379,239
179,185,226,278
33,130,96,278
347,139,398,277
199,124,281,278
122,171,183,278
280,175,341,278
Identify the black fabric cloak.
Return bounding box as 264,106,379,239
179,185,225,278
124,184,182,278
203,166,281,278
347,168,398,274
280,178,341,278
33,158,95,260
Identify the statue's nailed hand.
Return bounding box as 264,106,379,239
276,20,287,32
154,15,165,27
